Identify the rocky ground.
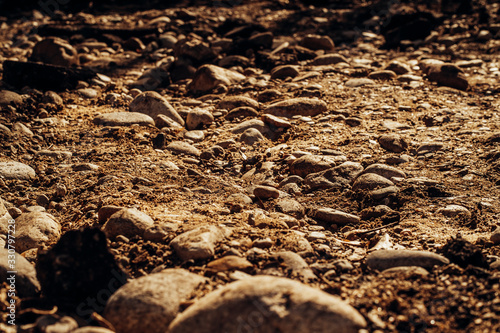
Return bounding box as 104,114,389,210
0,0,500,332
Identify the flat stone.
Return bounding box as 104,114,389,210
73,328,115,333
102,208,154,239
345,78,375,87
309,208,360,225
385,60,411,74
104,269,207,333
254,185,280,199
378,134,408,153
262,113,292,128
186,108,214,130
155,114,183,129
188,64,246,93
35,150,72,159
129,91,184,126
15,212,61,252
310,53,348,66
231,119,268,134
417,142,444,155
361,163,406,180
168,276,367,333
381,266,429,277
352,173,394,191
368,70,397,80
217,95,259,111
0,248,40,297
272,251,317,281
207,255,253,272
366,250,450,270
437,205,471,218
166,141,201,157
290,155,336,177
226,106,259,120
265,98,327,118
184,130,205,142
300,34,335,50
0,161,36,180
93,112,154,127
170,225,226,261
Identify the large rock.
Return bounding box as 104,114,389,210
104,269,207,333
102,208,154,239
15,212,61,252
170,225,226,261
366,250,450,270
93,112,154,127
0,248,40,297
30,37,79,67
265,98,327,118
188,65,246,93
0,90,23,107
129,91,184,126
0,161,36,181
168,276,367,333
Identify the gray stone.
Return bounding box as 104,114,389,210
240,128,265,145
15,212,61,252
129,91,184,126
309,208,360,225
352,173,394,191
104,269,207,333
265,98,327,118
102,208,154,239
366,250,450,270
170,225,226,261
290,155,336,178
0,161,36,180
166,141,201,157
188,65,246,93
168,276,367,333
93,112,154,127
0,248,40,297
186,109,214,130
217,96,259,111
361,163,406,180
378,134,408,153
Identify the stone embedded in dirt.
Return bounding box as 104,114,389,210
275,198,305,218
345,78,375,87
0,90,23,107
73,328,115,333
102,208,154,239
305,161,363,191
217,95,259,111
93,112,154,127
218,55,251,68
300,34,335,50
129,91,184,126
437,205,471,218
385,60,411,74
36,228,127,311
98,205,122,224
168,276,367,333
15,212,61,252
270,65,300,80
166,141,201,157
104,269,206,333
272,251,317,282
368,70,397,80
308,208,360,225
207,255,253,272
491,228,500,245
420,59,469,91
175,39,217,63
186,108,214,130
170,225,226,261
366,250,450,270
155,114,183,129
361,163,406,180
352,173,394,191
417,142,444,155
231,119,269,135
310,53,348,66
226,106,259,120
378,134,408,153
290,155,336,177
0,248,40,297
262,113,291,128
254,185,280,199
0,161,36,180
381,266,429,277
265,98,327,118
30,37,79,67
188,64,246,93
240,128,265,145
184,130,205,142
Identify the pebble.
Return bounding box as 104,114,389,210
273,251,317,281
378,134,408,153
368,70,397,80
35,150,72,159
345,78,375,87
309,208,360,225
385,60,411,74
129,91,184,126
226,106,259,120
186,108,214,130
104,269,207,333
12,122,33,137
253,185,280,199
0,248,40,297
271,65,300,80
217,95,259,111
437,205,471,218
166,141,201,157
184,130,205,142
168,276,367,333
491,228,500,245
78,88,98,98
290,155,336,177
381,266,429,277
300,34,335,50
188,64,246,93
240,128,265,145
253,237,274,248
231,119,268,134
262,113,292,128
366,250,450,270
265,98,327,118
206,255,253,272
361,163,406,180
102,208,155,239
352,173,394,191
417,142,444,155
170,225,226,261
275,198,305,218
310,53,348,66
0,161,36,180
93,112,154,127
15,212,61,252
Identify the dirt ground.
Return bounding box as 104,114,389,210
0,0,499,332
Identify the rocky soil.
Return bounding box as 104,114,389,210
0,0,500,332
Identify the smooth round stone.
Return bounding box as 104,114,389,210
184,130,205,142
102,208,154,239
437,205,471,218
170,226,226,261
309,207,360,225
206,255,253,272
0,90,23,107
240,128,265,145
366,250,450,270
129,91,184,126
166,141,201,157
253,185,280,199
186,109,214,130
265,98,327,118
491,228,500,245
0,248,41,297
352,173,394,191
0,161,36,180
361,163,406,180
378,134,408,153
15,212,61,252
93,112,154,127
368,70,397,80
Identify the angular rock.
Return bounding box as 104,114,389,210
0,248,40,297
186,108,214,130
366,250,450,270
188,65,246,93
378,134,408,153
168,276,367,333
104,269,206,333
309,208,360,225
175,39,217,63
93,112,154,127
265,98,327,118
102,208,154,239
30,37,79,67
0,161,36,180
129,91,184,126
166,141,201,157
290,155,335,177
15,212,61,252
170,225,226,261
352,173,394,191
